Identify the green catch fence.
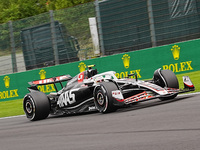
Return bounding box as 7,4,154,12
97,0,200,55
0,0,200,75
0,2,95,75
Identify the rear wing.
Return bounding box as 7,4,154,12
28,75,72,86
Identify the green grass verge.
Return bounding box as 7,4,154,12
0,71,199,118
0,99,24,118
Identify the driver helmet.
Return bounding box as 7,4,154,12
87,69,98,78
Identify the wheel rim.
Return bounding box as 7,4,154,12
23,96,36,120
25,102,33,113
97,92,105,106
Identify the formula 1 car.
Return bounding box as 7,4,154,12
23,65,195,121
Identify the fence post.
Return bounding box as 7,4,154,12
50,10,59,65
95,0,105,56
147,0,157,47
8,21,18,73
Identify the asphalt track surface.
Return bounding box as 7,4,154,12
0,93,200,150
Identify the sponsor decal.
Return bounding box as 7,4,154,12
37,84,56,93
88,106,96,111
39,69,46,79
0,89,19,100
3,76,10,88
122,54,130,69
116,54,142,79
171,45,180,60
57,89,78,107
163,61,193,73
163,45,193,73
0,76,19,100
78,62,86,73
78,72,84,83
37,69,56,93
115,69,142,79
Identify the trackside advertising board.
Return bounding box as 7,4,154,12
0,39,200,101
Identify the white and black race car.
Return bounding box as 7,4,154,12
23,65,195,121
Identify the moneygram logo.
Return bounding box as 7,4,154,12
171,45,180,60
3,76,10,88
39,69,46,79
122,54,130,69
78,62,86,73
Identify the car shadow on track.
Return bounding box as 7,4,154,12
48,95,196,119
48,110,98,119
116,95,195,113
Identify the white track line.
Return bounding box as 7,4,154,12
178,92,200,97
0,115,25,120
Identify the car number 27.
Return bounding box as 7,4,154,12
57,89,78,107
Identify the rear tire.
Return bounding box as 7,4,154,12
23,91,50,121
94,82,118,113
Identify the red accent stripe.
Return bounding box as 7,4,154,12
184,83,194,88
32,75,71,85
114,92,155,104
114,98,124,102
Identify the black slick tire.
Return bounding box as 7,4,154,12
159,70,179,100
94,82,118,113
23,91,50,121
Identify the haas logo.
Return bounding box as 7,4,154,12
57,89,78,107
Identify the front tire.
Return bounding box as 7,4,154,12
23,91,50,121
154,69,179,100
94,82,118,113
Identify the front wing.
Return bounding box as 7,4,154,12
112,76,195,105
